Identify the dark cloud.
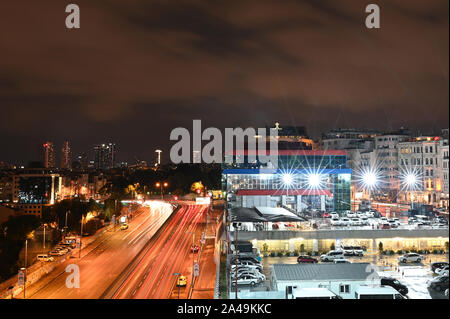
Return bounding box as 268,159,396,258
0,0,448,165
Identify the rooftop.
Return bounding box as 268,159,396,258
272,263,379,281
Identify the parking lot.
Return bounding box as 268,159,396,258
257,253,449,299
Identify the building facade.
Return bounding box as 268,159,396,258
222,150,352,213
94,143,116,170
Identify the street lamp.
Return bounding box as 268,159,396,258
403,172,419,210
308,173,321,188
64,210,71,235
155,182,169,200
42,224,48,252
362,171,379,210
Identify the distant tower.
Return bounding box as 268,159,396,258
155,149,162,165
43,142,56,168
61,141,72,169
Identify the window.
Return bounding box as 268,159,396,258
340,284,350,294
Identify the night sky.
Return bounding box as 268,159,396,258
0,0,448,165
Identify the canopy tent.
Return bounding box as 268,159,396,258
228,206,306,223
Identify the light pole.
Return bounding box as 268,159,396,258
24,239,27,299
79,215,84,259
362,171,378,211
64,210,70,236
42,224,47,252
188,231,195,296
155,182,168,200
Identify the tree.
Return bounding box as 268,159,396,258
330,243,336,251
300,244,305,253
378,242,384,252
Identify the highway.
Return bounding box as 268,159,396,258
23,201,174,299
104,203,208,299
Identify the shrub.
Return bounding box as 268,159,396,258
277,251,284,257
293,250,299,257
270,252,276,257
432,249,438,254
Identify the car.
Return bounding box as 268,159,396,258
340,245,354,256
350,218,362,226
231,263,263,272
365,211,375,218
380,217,388,223
378,223,391,230
340,218,350,226
352,246,364,257
177,275,187,287
231,271,265,282
334,258,350,264
191,245,200,253
436,265,449,277
398,253,423,263
297,255,318,263
120,223,129,230
230,256,260,265
37,254,54,262
388,219,399,228
330,213,339,219
230,275,261,287
320,250,345,262
381,277,408,296
322,213,331,218
428,275,449,292
431,262,449,273
347,212,356,218
49,250,64,256
330,218,341,226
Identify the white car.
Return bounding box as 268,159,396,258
351,218,362,226
230,275,261,286
398,253,423,263
340,218,350,226
435,265,449,276
347,212,356,218
320,250,345,262
330,213,339,219
330,218,341,226
231,263,263,272
231,271,266,282
365,211,375,218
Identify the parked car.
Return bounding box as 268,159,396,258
231,263,263,272
381,277,408,296
352,246,364,257
231,271,266,282
320,250,345,262
347,212,356,218
341,246,354,256
378,223,391,229
49,250,64,256
340,218,350,226
230,255,260,265
398,253,423,263
431,262,449,273
351,218,362,226
388,219,399,228
330,213,339,219
435,265,449,277
37,254,54,262
297,255,318,263
230,275,261,286
330,218,341,226
428,275,449,292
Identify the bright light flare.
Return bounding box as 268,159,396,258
308,173,321,188
282,174,293,185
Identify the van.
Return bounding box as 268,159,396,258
320,250,345,262
37,254,54,262
355,285,406,299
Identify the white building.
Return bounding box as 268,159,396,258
270,263,380,299
398,136,445,207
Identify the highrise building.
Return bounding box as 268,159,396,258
61,141,72,169
94,143,116,169
43,142,56,168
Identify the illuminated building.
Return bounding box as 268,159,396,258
61,141,72,169
43,142,56,168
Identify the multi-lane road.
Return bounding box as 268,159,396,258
105,203,208,299
18,201,207,299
